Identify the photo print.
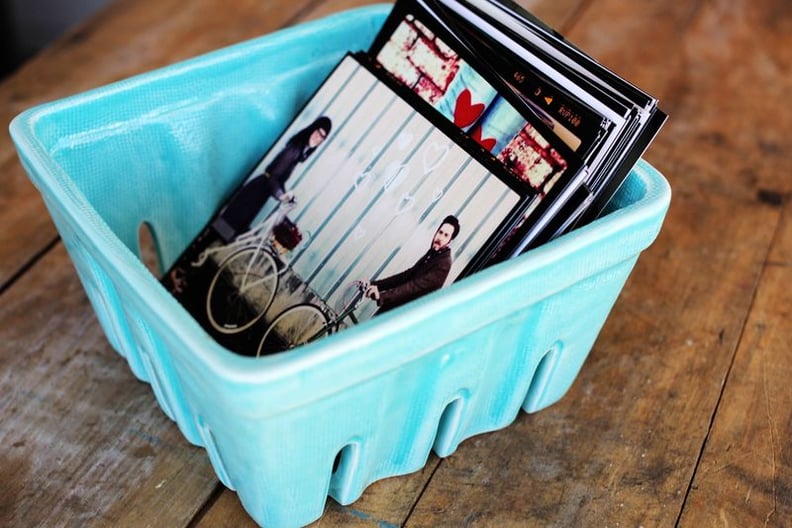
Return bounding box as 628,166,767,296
163,54,532,356
371,8,581,195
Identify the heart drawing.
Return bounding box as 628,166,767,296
422,141,450,175
453,88,486,128
470,126,497,152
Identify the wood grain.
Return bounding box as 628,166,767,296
1,0,791,526
196,460,441,528
0,244,217,526
680,204,792,526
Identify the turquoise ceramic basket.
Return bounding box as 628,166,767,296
10,5,670,527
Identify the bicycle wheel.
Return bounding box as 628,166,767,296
257,304,329,356
206,247,278,334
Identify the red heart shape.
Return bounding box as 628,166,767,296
470,126,497,152
453,88,486,128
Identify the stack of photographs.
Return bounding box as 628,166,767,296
161,0,666,356
371,0,667,255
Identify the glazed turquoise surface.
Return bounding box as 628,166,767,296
10,5,670,527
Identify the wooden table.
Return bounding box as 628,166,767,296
2,0,790,526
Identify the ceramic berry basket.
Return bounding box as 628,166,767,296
10,5,670,527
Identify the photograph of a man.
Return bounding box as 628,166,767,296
365,215,460,314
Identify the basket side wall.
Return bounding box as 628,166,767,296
150,257,640,527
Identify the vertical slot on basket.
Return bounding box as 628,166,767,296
329,442,360,501
196,416,234,490
74,250,126,356
77,250,145,377
137,221,162,278
332,451,342,474
138,338,176,421
433,397,466,457
523,343,562,413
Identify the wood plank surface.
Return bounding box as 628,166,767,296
0,0,323,525
665,2,792,525
0,244,217,526
1,0,790,526
680,204,792,525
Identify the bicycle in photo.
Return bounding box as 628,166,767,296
192,199,303,334
256,280,370,356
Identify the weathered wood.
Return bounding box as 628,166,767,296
680,204,792,526
0,244,218,525
404,0,792,525
2,0,792,526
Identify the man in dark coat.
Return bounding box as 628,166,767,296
366,215,460,314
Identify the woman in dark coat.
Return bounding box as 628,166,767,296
211,116,332,242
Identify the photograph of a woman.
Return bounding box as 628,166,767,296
211,116,332,242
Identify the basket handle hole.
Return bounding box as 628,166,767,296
524,343,562,412
138,221,162,278
331,443,359,477
329,441,361,499
433,396,466,456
